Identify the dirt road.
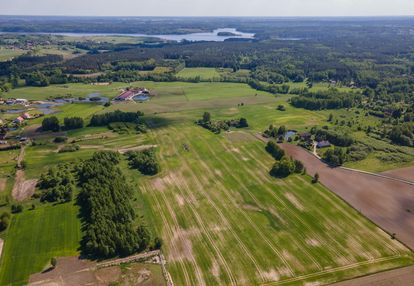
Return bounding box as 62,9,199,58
280,143,414,250
329,265,414,286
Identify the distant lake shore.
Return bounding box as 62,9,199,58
0,28,256,42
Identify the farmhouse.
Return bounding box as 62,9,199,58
114,88,149,101
299,132,312,141
317,140,331,148
22,113,31,119
15,98,29,105
14,116,24,124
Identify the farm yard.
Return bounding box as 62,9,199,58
0,79,413,286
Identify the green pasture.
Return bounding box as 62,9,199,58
177,68,221,80
0,202,81,286
137,120,413,285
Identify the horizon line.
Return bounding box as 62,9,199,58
1,14,414,18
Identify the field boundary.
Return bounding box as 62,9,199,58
96,250,174,286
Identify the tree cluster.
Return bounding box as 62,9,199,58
265,141,304,178
63,117,84,130
290,89,362,110
77,151,153,258
197,112,248,134
315,129,354,147
126,149,160,176
89,110,144,127
37,163,75,203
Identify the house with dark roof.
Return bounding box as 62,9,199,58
317,140,331,148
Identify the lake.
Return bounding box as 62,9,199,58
0,28,255,42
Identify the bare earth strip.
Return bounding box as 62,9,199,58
280,143,414,250
381,166,414,182
329,265,414,286
11,170,37,201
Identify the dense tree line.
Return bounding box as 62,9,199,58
64,117,84,130
78,151,154,258
126,149,160,176
290,89,362,110
89,110,144,127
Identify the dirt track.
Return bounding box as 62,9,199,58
329,265,414,286
280,143,414,250
381,166,414,182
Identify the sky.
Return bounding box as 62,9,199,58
1,0,414,17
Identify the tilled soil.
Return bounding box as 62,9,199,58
329,265,414,286
381,166,414,182
280,143,414,250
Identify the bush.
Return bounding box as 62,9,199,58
58,144,80,153
53,136,68,143
126,149,160,176
270,158,295,178
11,204,23,213
0,212,10,231
312,173,319,184
265,141,285,160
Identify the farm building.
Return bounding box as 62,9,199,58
114,88,149,101
299,132,312,141
22,113,31,119
15,98,29,105
14,116,24,124
317,140,331,148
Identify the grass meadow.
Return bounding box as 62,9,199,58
136,120,413,285
0,202,81,286
0,80,413,286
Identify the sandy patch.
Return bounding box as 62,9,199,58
12,170,37,201
211,260,221,279
152,177,166,192
118,144,157,154
230,147,241,154
175,194,185,207
261,269,280,282
169,228,196,263
242,203,261,212
285,192,304,211
304,282,321,286
0,178,6,192
214,169,223,176
306,238,321,247
277,267,292,278
0,239,3,260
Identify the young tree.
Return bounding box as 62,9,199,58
202,112,211,123
312,173,320,184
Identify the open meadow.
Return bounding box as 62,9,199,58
0,202,81,286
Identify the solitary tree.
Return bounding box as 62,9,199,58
312,173,319,184
202,112,211,123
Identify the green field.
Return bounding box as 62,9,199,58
134,117,412,286
1,80,413,286
177,68,221,80
0,48,25,62
0,202,81,286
